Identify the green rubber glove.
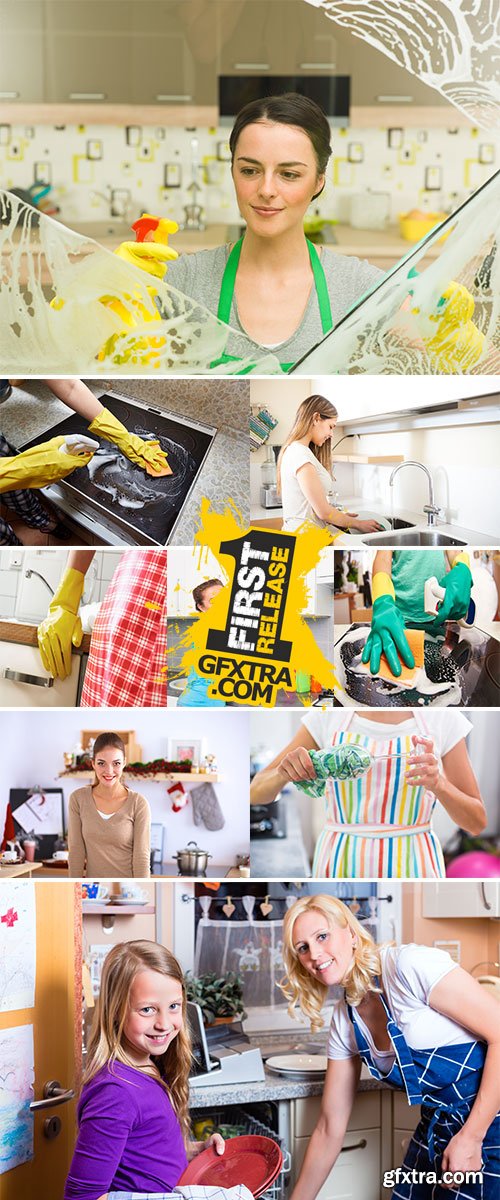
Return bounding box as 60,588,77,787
37,567,85,680
88,408,171,476
362,595,415,678
432,559,473,626
0,437,95,492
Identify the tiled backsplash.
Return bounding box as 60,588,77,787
0,120,498,227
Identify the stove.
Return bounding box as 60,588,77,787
20,391,216,545
334,622,500,708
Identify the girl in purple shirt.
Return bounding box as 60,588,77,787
65,940,224,1200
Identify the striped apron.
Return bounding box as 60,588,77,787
80,550,167,707
312,712,445,879
347,988,500,1199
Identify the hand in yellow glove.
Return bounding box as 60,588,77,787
37,567,85,680
0,437,95,493
88,408,172,477
114,216,179,281
413,281,485,372
114,239,178,281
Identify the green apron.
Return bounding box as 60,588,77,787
210,236,333,372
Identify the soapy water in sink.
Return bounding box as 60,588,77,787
84,429,197,512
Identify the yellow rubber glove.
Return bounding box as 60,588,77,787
0,437,95,492
37,567,85,680
88,408,171,477
414,281,485,372
114,239,178,280
114,215,179,281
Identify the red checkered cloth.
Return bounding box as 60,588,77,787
80,550,167,707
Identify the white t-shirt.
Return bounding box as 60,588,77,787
302,709,472,760
327,944,472,1073
280,443,333,531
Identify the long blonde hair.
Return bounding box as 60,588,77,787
84,941,192,1140
276,395,338,494
280,895,383,1030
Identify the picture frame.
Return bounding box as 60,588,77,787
10,787,65,860
168,739,202,768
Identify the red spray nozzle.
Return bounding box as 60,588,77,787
131,215,160,243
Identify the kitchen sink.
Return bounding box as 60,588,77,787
362,529,466,547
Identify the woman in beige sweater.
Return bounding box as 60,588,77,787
68,732,151,877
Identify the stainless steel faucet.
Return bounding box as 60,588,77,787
389,461,442,526
24,568,54,596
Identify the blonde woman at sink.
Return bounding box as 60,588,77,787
282,894,500,1200
277,395,382,534
68,732,150,878
363,548,474,677
250,708,485,878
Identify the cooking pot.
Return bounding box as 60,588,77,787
173,841,212,875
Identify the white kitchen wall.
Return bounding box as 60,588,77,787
0,121,497,227
2,708,250,866
0,548,124,620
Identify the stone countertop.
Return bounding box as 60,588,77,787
251,793,311,879
0,379,250,544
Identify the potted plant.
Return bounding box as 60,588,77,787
185,972,246,1025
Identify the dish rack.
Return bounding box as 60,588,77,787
190,1104,291,1200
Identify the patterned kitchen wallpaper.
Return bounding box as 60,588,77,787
0,119,497,229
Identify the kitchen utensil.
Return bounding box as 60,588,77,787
173,841,212,876
178,1135,283,1197
398,211,448,242
265,1053,327,1080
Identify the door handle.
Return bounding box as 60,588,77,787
30,1080,75,1111
3,668,54,688
339,1138,367,1153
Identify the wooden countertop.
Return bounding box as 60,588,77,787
0,861,43,878
0,619,91,653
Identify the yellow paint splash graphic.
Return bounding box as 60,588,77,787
176,499,340,706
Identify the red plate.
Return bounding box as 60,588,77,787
178,1134,283,1197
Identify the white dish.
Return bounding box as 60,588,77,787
265,1053,327,1077
112,896,148,905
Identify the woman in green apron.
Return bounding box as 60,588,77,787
123,94,382,372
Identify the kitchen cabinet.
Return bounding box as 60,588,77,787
293,1094,381,1200
422,881,500,919
301,569,332,617
315,546,335,581
0,0,45,102
392,1093,420,1166
0,639,81,706
167,545,226,617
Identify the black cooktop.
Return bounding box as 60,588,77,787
334,622,500,708
21,392,216,545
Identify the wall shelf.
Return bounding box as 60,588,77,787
82,904,155,915
332,454,404,464
59,771,219,782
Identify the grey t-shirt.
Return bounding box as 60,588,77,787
167,244,383,365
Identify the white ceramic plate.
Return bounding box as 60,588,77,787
265,1053,327,1077
345,512,391,533
112,896,148,905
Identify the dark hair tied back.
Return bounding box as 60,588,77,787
230,91,332,199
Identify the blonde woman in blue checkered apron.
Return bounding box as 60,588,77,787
282,895,500,1200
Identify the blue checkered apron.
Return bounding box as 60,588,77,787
347,987,500,1198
